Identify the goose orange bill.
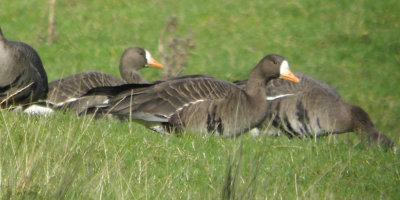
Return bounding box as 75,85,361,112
280,70,300,83
148,58,163,68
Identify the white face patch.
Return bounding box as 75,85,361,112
279,60,290,76
144,49,152,64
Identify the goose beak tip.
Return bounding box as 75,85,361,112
280,72,300,83
148,58,163,68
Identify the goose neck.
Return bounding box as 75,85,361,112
245,70,269,98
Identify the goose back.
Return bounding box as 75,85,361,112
47,71,126,112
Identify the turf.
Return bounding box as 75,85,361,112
1,0,399,199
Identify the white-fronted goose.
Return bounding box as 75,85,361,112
235,73,394,147
87,54,300,136
42,47,163,113
0,27,48,108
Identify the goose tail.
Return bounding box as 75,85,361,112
351,105,394,148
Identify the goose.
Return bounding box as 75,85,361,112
235,73,394,147
27,47,163,114
0,27,48,108
87,54,300,136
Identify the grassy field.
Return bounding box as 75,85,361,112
1,0,399,199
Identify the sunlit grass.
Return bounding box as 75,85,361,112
0,0,399,198
1,110,398,199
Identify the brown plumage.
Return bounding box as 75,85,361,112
235,73,394,147
88,54,299,136
0,27,48,108
44,47,162,113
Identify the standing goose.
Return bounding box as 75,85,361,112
235,73,394,147
40,47,163,114
0,27,48,108
88,54,299,136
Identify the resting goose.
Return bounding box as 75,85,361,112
0,27,48,108
38,47,163,114
235,73,394,147
88,54,299,136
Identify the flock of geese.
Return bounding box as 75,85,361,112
0,27,394,148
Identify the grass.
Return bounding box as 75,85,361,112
1,0,399,199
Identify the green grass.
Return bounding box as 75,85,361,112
1,0,399,199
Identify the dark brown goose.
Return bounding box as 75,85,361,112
0,27,48,108
235,73,394,147
41,47,162,114
88,54,299,136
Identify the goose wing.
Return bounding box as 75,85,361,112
107,75,239,122
47,71,126,105
10,40,48,93
265,73,340,97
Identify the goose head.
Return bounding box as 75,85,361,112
119,47,163,83
253,54,299,83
